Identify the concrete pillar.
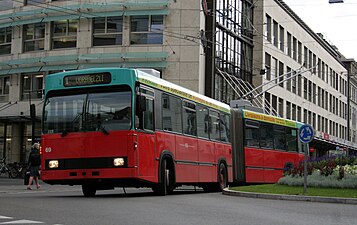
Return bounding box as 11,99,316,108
9,123,22,163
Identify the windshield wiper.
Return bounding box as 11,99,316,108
100,124,110,135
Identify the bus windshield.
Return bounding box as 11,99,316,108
43,88,132,134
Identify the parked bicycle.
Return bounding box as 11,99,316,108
9,162,28,178
0,158,17,178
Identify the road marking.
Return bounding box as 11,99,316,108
0,216,12,219
0,220,43,224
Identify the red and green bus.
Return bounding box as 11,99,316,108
41,68,305,196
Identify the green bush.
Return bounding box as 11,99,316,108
280,156,357,188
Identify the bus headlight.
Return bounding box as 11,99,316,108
113,158,125,167
49,160,59,169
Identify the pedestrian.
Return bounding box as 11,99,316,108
27,143,41,190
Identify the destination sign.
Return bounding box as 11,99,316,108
64,73,111,87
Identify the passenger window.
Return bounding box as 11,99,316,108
260,123,274,149
274,125,287,150
245,120,260,147
286,128,298,152
162,94,182,133
182,101,197,136
220,113,230,142
143,98,154,131
209,110,220,141
197,105,209,139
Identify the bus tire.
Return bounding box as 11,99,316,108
152,159,175,196
202,163,228,192
217,163,228,191
82,184,96,197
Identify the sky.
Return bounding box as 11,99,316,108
283,0,357,60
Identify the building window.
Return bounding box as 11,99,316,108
0,0,12,11
273,20,278,47
0,76,10,102
297,41,302,64
24,23,45,52
25,0,46,5
130,15,163,44
266,14,271,42
93,17,123,46
286,32,291,56
278,98,283,117
292,104,296,121
303,78,308,99
279,61,284,87
286,66,291,92
21,73,43,100
279,26,284,52
304,47,308,68
52,20,77,49
0,27,12,55
292,37,297,60
286,101,291,119
265,53,271,80
297,75,302,97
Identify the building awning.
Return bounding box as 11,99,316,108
310,137,357,152
0,116,38,123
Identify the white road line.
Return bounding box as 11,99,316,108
0,220,43,224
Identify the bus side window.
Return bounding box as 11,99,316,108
245,120,260,147
260,123,274,149
197,105,209,139
273,125,287,150
162,94,182,133
220,113,230,142
209,110,220,141
143,98,154,131
286,127,298,152
183,101,197,136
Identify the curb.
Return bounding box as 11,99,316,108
222,188,357,205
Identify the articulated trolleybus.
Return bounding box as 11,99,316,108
41,68,305,196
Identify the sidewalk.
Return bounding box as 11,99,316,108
223,188,357,205
0,176,54,193
0,176,83,195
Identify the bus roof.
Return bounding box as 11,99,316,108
44,68,231,114
136,70,231,114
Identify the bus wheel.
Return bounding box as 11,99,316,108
82,184,96,197
202,163,228,192
152,159,170,196
217,163,228,191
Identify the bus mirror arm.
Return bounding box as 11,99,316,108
101,126,110,135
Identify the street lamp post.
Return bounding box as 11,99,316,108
347,73,350,156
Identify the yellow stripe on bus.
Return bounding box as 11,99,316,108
244,110,297,128
139,77,230,114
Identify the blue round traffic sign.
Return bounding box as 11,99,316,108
299,124,314,143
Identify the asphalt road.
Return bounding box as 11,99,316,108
0,177,357,225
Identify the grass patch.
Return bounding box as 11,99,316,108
230,184,357,198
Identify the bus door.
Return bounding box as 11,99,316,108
175,100,198,182
136,90,156,179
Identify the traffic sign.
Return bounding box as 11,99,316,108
299,124,314,143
